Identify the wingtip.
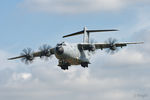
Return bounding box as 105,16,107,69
8,57,15,60
107,29,119,31
137,42,144,44
114,29,119,31
8,58,12,60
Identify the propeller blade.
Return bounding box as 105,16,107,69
39,44,53,59
20,48,34,64
105,38,119,54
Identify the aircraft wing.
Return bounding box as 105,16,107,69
8,51,42,60
78,42,144,50
95,42,144,49
8,48,55,60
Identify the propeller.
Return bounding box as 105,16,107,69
89,39,97,54
105,38,118,54
39,44,53,60
20,48,34,64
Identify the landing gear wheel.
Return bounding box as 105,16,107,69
81,62,88,68
58,60,70,70
61,65,68,70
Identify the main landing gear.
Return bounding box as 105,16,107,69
58,60,70,70
61,65,68,70
58,61,89,70
81,62,89,68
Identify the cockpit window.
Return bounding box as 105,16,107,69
57,42,66,46
62,42,66,46
57,43,62,46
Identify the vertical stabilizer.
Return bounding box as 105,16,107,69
83,27,89,43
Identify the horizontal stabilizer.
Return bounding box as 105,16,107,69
63,30,84,38
87,29,118,33
63,29,118,38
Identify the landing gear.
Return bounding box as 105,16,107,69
60,65,68,70
58,60,70,70
81,62,89,68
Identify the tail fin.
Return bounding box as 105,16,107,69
63,27,118,43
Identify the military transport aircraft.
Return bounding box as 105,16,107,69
8,27,143,70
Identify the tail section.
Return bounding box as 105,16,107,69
63,27,118,43
83,27,89,43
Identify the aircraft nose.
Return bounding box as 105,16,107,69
55,46,64,55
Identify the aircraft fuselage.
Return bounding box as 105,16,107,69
55,42,91,65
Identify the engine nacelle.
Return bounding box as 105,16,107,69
88,44,96,52
109,45,116,51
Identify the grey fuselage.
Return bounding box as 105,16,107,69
55,42,91,65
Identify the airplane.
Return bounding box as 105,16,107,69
8,27,143,70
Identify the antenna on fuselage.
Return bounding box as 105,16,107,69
63,27,118,43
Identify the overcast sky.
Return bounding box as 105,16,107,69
0,0,150,100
